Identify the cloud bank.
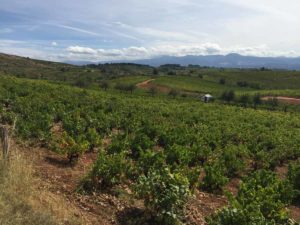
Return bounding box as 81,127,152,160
65,43,298,62
0,0,299,61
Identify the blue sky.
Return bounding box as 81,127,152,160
1,0,300,62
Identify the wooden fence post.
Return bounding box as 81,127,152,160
1,125,10,160
1,118,16,160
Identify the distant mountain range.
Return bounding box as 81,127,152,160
126,53,300,70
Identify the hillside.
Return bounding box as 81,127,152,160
0,53,153,86
0,69,299,224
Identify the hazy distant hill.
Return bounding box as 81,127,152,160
129,53,300,70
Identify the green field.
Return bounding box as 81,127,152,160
1,54,300,224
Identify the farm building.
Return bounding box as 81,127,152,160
202,94,213,103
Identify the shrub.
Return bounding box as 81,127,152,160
51,132,89,164
89,151,128,190
201,161,229,193
221,145,247,177
221,90,235,103
219,78,226,85
236,81,249,87
168,89,179,98
137,150,166,175
266,97,279,110
165,144,193,166
287,162,300,203
253,93,262,108
99,81,109,90
239,94,251,107
207,170,294,225
153,68,159,75
130,133,155,160
86,127,102,151
149,87,157,96
134,168,190,225
107,134,130,155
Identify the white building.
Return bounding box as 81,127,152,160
202,94,213,103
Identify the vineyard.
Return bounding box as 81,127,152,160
0,72,300,224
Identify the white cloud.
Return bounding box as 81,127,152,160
67,46,98,55
1,0,300,61
51,41,57,46
64,43,299,62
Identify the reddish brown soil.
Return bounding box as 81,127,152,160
15,139,230,225
262,96,300,105
186,191,227,225
14,134,300,224
136,79,201,97
136,79,172,93
18,143,121,225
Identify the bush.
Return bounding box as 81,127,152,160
221,145,247,177
51,132,89,164
201,161,229,193
219,78,226,85
149,87,157,96
253,93,262,108
153,68,159,75
221,90,235,103
287,162,300,203
239,94,251,107
137,150,166,175
207,170,294,225
89,151,128,189
134,168,190,225
236,81,249,87
130,133,155,160
99,81,109,90
168,89,179,98
86,127,102,151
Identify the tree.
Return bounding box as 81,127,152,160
239,94,250,107
75,78,89,88
100,81,109,91
115,83,125,92
219,78,226,85
237,81,249,87
253,93,262,109
168,89,179,98
221,90,235,103
153,68,159,75
127,84,136,94
149,87,157,96
267,97,279,111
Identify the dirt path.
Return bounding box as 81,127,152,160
262,96,300,105
136,79,201,96
136,79,175,93
136,79,155,88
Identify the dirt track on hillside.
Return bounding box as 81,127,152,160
136,79,201,96
262,96,300,105
136,79,172,93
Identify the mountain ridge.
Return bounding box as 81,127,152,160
128,53,300,70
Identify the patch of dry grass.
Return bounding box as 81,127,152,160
0,150,80,225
